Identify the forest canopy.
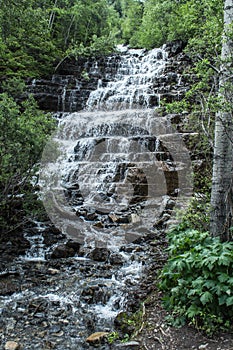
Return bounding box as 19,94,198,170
0,0,224,79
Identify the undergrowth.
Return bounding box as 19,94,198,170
159,225,233,335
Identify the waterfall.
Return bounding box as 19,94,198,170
40,46,192,248
0,45,193,350
86,47,166,111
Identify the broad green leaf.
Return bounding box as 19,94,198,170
200,291,213,305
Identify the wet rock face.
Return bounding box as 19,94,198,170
27,43,191,112
0,230,30,268
0,272,21,295
0,216,169,350
0,245,144,349
50,242,79,259
27,55,121,112
88,247,110,262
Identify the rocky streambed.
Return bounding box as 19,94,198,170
0,221,168,350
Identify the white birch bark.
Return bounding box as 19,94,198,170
210,0,233,240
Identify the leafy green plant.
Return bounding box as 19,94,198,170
160,227,233,334
176,196,211,232
121,333,130,343
114,303,145,341
66,33,117,60
107,331,119,344
0,93,55,232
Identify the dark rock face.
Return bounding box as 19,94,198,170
0,230,30,268
0,272,21,295
27,55,120,112
164,40,186,57
27,44,191,113
50,240,80,259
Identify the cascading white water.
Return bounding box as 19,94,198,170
0,46,193,350
36,47,192,323
23,222,46,261
40,107,192,248
39,46,193,249
86,46,167,111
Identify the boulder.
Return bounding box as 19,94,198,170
42,226,65,245
88,247,110,262
66,240,81,252
109,213,119,222
50,244,75,259
130,214,141,224
93,221,104,229
109,253,125,265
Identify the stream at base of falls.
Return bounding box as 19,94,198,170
0,221,168,349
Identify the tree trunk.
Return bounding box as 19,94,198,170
210,0,233,241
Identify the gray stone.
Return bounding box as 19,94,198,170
114,341,140,349
109,253,125,265
88,247,110,262
4,341,20,350
130,214,141,224
50,244,75,259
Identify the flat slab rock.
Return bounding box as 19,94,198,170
86,331,109,343
114,341,140,349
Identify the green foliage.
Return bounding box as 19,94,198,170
0,0,225,79
176,196,211,232
0,93,55,231
48,0,116,49
107,331,119,344
124,0,223,53
0,0,59,77
1,77,26,99
160,227,233,334
66,33,117,59
136,0,174,48
0,0,120,79
117,0,144,47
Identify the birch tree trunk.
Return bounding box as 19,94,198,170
210,0,233,241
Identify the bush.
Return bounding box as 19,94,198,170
0,92,55,232
159,227,233,334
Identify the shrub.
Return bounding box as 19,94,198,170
0,93,55,231
159,227,233,334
